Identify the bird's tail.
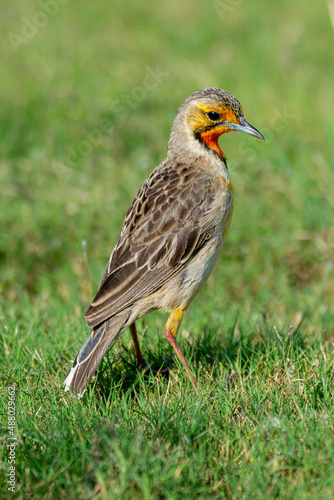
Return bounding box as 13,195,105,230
64,310,130,397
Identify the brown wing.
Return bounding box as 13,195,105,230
85,160,217,328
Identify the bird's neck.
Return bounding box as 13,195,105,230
168,120,228,173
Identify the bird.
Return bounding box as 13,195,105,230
64,87,264,397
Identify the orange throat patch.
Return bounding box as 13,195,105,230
200,129,226,158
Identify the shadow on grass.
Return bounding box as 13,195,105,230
91,316,308,400
92,340,174,399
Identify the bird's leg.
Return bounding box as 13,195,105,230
129,322,145,367
164,307,198,391
129,322,168,376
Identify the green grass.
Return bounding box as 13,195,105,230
1,0,334,498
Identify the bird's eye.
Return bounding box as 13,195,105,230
207,111,221,121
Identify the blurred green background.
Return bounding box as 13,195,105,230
1,0,334,497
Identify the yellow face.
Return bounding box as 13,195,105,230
186,98,263,157
186,100,244,156
188,101,242,131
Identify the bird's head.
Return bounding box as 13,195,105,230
169,87,264,159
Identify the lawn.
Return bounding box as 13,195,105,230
1,0,334,498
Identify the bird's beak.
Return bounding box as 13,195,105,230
227,117,265,141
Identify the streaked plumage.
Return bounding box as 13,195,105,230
64,87,264,396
